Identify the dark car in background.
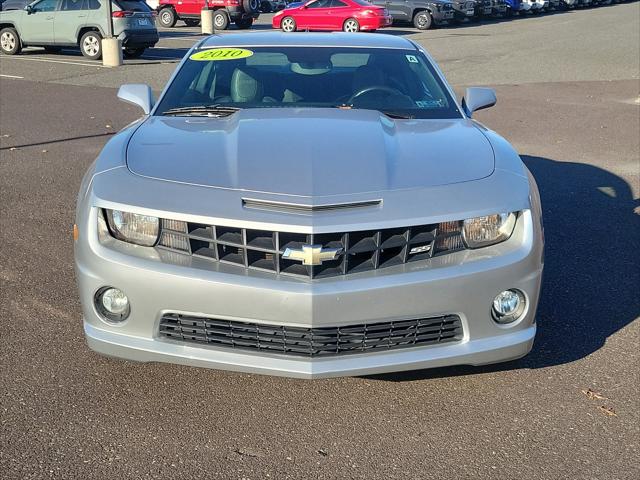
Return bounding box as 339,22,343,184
370,0,455,29
489,0,507,15
475,0,493,16
451,0,476,21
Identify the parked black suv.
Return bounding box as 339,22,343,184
370,0,455,30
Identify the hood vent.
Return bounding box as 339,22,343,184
242,198,382,215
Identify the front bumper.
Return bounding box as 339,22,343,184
76,205,543,378
453,4,477,20
118,30,159,48
432,10,456,23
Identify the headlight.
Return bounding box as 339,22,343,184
462,212,517,248
105,209,159,247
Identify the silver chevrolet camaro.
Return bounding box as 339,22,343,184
74,32,544,379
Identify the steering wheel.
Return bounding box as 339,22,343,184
346,85,405,105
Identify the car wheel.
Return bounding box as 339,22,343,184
413,10,433,30
44,46,62,54
243,0,260,13
0,27,21,55
123,47,145,59
158,7,177,28
281,16,296,32
80,31,102,60
235,18,254,29
213,11,230,30
343,18,359,33
184,19,200,27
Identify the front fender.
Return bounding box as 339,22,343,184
75,24,106,43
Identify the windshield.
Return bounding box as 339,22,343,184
155,47,461,119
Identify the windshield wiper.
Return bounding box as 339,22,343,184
332,105,413,119
161,105,241,117
380,111,414,119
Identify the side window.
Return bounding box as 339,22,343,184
85,0,101,8
306,0,332,8
330,0,348,6
61,0,83,10
33,0,60,11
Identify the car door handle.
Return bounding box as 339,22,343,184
46,16,54,20
77,14,87,17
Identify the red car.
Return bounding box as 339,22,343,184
156,0,260,30
272,0,392,32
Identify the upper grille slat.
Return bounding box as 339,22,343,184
156,219,465,279
159,314,464,358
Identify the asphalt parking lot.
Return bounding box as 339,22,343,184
1,4,639,479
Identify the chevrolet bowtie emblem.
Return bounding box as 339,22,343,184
282,244,342,266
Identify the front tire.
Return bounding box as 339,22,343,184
0,27,21,55
343,18,359,32
281,16,296,32
213,10,230,30
413,10,433,30
158,7,177,28
79,31,102,60
123,47,145,59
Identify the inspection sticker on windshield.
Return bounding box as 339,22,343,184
405,55,419,63
190,48,254,61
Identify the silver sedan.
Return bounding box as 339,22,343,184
74,32,544,378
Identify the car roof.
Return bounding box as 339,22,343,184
196,32,417,51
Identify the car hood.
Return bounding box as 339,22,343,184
126,108,494,198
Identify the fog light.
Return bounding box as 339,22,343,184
492,289,526,324
95,287,130,322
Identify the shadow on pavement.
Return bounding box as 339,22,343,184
369,155,640,382
139,47,191,61
158,30,207,39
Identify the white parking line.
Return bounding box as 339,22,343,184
0,74,24,79
0,56,106,68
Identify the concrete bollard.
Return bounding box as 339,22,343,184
201,9,214,35
101,38,123,67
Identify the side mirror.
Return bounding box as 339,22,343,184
24,5,33,13
462,87,496,117
117,84,154,115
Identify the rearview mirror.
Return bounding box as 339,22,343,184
462,87,496,117
117,84,154,115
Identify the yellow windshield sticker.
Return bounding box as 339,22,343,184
190,48,254,61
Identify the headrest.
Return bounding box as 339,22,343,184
231,67,263,103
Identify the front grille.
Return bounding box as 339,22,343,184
156,218,465,279
159,313,463,357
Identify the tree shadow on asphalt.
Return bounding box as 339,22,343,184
369,155,640,382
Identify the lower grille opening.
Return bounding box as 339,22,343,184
159,314,463,357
